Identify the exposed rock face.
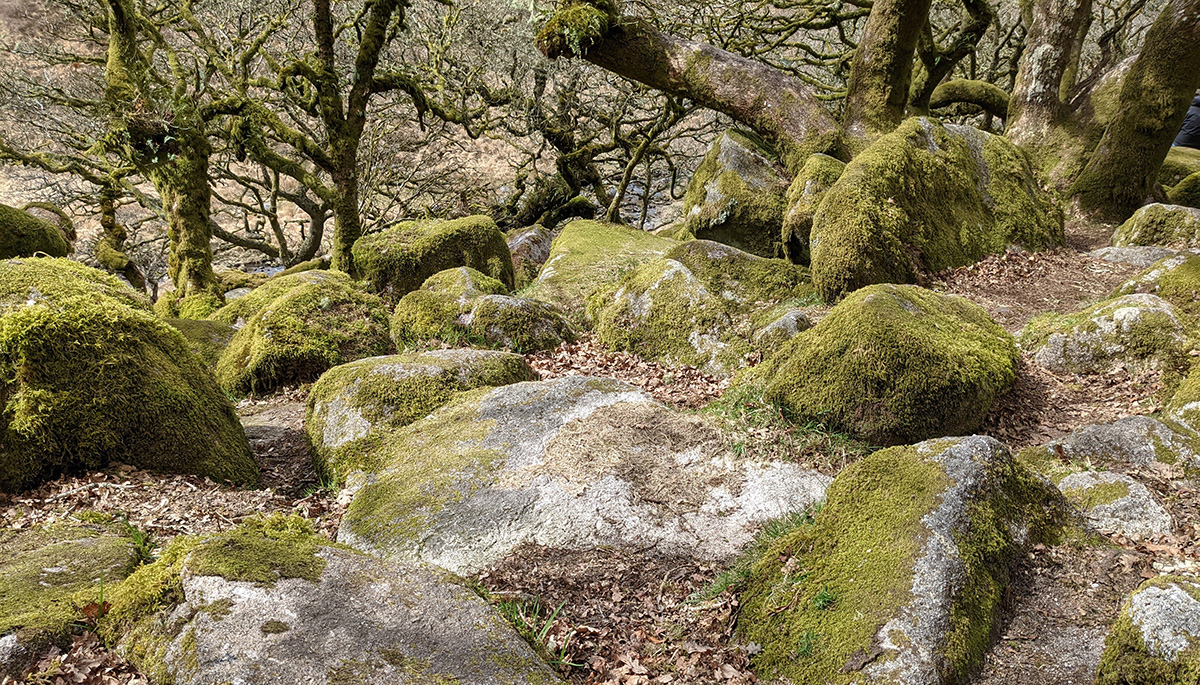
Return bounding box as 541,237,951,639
352,215,515,298
525,220,676,313
1,519,142,678
741,284,1018,445
391,267,575,352
208,270,393,394
103,516,556,685
0,258,256,493
739,436,1065,685
305,349,538,479
508,225,555,287
1114,254,1200,318
1029,416,1200,471
1112,204,1200,249
1057,471,1173,536
588,240,814,375
676,130,790,258
338,376,831,575
809,117,1062,301
1089,246,1185,268
1096,576,1200,684
1023,294,1190,374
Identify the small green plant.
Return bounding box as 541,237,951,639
116,514,156,565
688,506,821,604
493,597,583,670
794,630,819,657
811,585,838,610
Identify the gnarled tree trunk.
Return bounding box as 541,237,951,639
843,0,934,144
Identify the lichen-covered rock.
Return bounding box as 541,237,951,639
753,309,813,351
1114,254,1200,318
508,225,554,287
305,350,538,480
352,215,514,298
1,518,143,678
525,220,676,314
209,271,393,394
781,153,845,264
0,258,257,493
101,515,556,685
1159,146,1200,187
1024,416,1200,475
339,376,831,575
1096,576,1200,684
1022,294,1191,374
809,118,1063,301
1169,171,1200,209
743,284,1017,445
1090,246,1187,268
739,436,1065,684
392,268,575,352
1057,471,1172,536
0,204,70,259
588,241,815,374
1112,204,1200,248
676,130,790,258
1167,361,1200,431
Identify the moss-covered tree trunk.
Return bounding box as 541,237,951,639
96,183,146,292
536,7,848,172
149,134,219,310
330,165,362,276
842,0,934,144
908,0,994,114
1070,0,1200,221
1006,0,1094,149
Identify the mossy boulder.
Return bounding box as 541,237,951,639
391,267,575,352
508,225,554,288
809,118,1063,301
208,271,393,395
739,436,1065,684
1022,294,1191,374
1167,361,1200,431
1095,576,1200,685
781,153,845,264
1112,204,1200,248
351,215,515,299
1168,171,1200,209
524,219,676,314
1114,254,1200,318
675,129,790,259
0,258,257,492
1057,471,1172,536
338,376,831,575
214,269,269,294
587,240,815,374
165,318,235,369
100,515,557,685
742,284,1018,445
1022,416,1200,475
0,203,70,259
1159,146,1200,187
1,518,143,677
753,309,813,351
305,349,538,480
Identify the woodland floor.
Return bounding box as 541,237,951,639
3,220,1197,685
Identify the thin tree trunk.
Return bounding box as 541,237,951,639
150,137,219,303
1006,0,1094,148
842,0,934,144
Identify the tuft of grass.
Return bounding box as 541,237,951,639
493,597,583,671
811,585,838,610
688,506,822,604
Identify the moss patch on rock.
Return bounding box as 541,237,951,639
809,118,1063,301
0,259,256,493
209,271,393,395
782,153,845,264
588,241,815,374
1095,576,1200,685
214,269,269,293
0,204,71,259
523,220,676,315
1168,172,1200,209
351,215,514,299
738,436,1064,684
305,349,538,480
1112,204,1200,248
676,130,791,259
165,318,234,369
1159,146,1200,187
741,284,1017,445
1115,254,1200,319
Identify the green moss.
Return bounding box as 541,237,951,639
1016,446,1078,485
678,130,790,259
260,619,290,634
209,271,393,395
0,257,149,312
351,216,514,300
305,350,537,480
1167,360,1200,426
0,203,71,259
738,441,1062,682
928,79,1011,119
1168,172,1200,209
0,260,256,493
1096,576,1200,684
743,284,1017,445
215,269,269,293
341,388,502,548
1159,146,1200,187
165,318,234,368
534,0,618,58
186,515,326,585
809,118,1063,301
523,219,676,316
782,154,845,264
275,256,330,278
1020,295,1189,373
1112,204,1200,247
1062,480,1131,509
0,521,141,645
1115,255,1200,319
